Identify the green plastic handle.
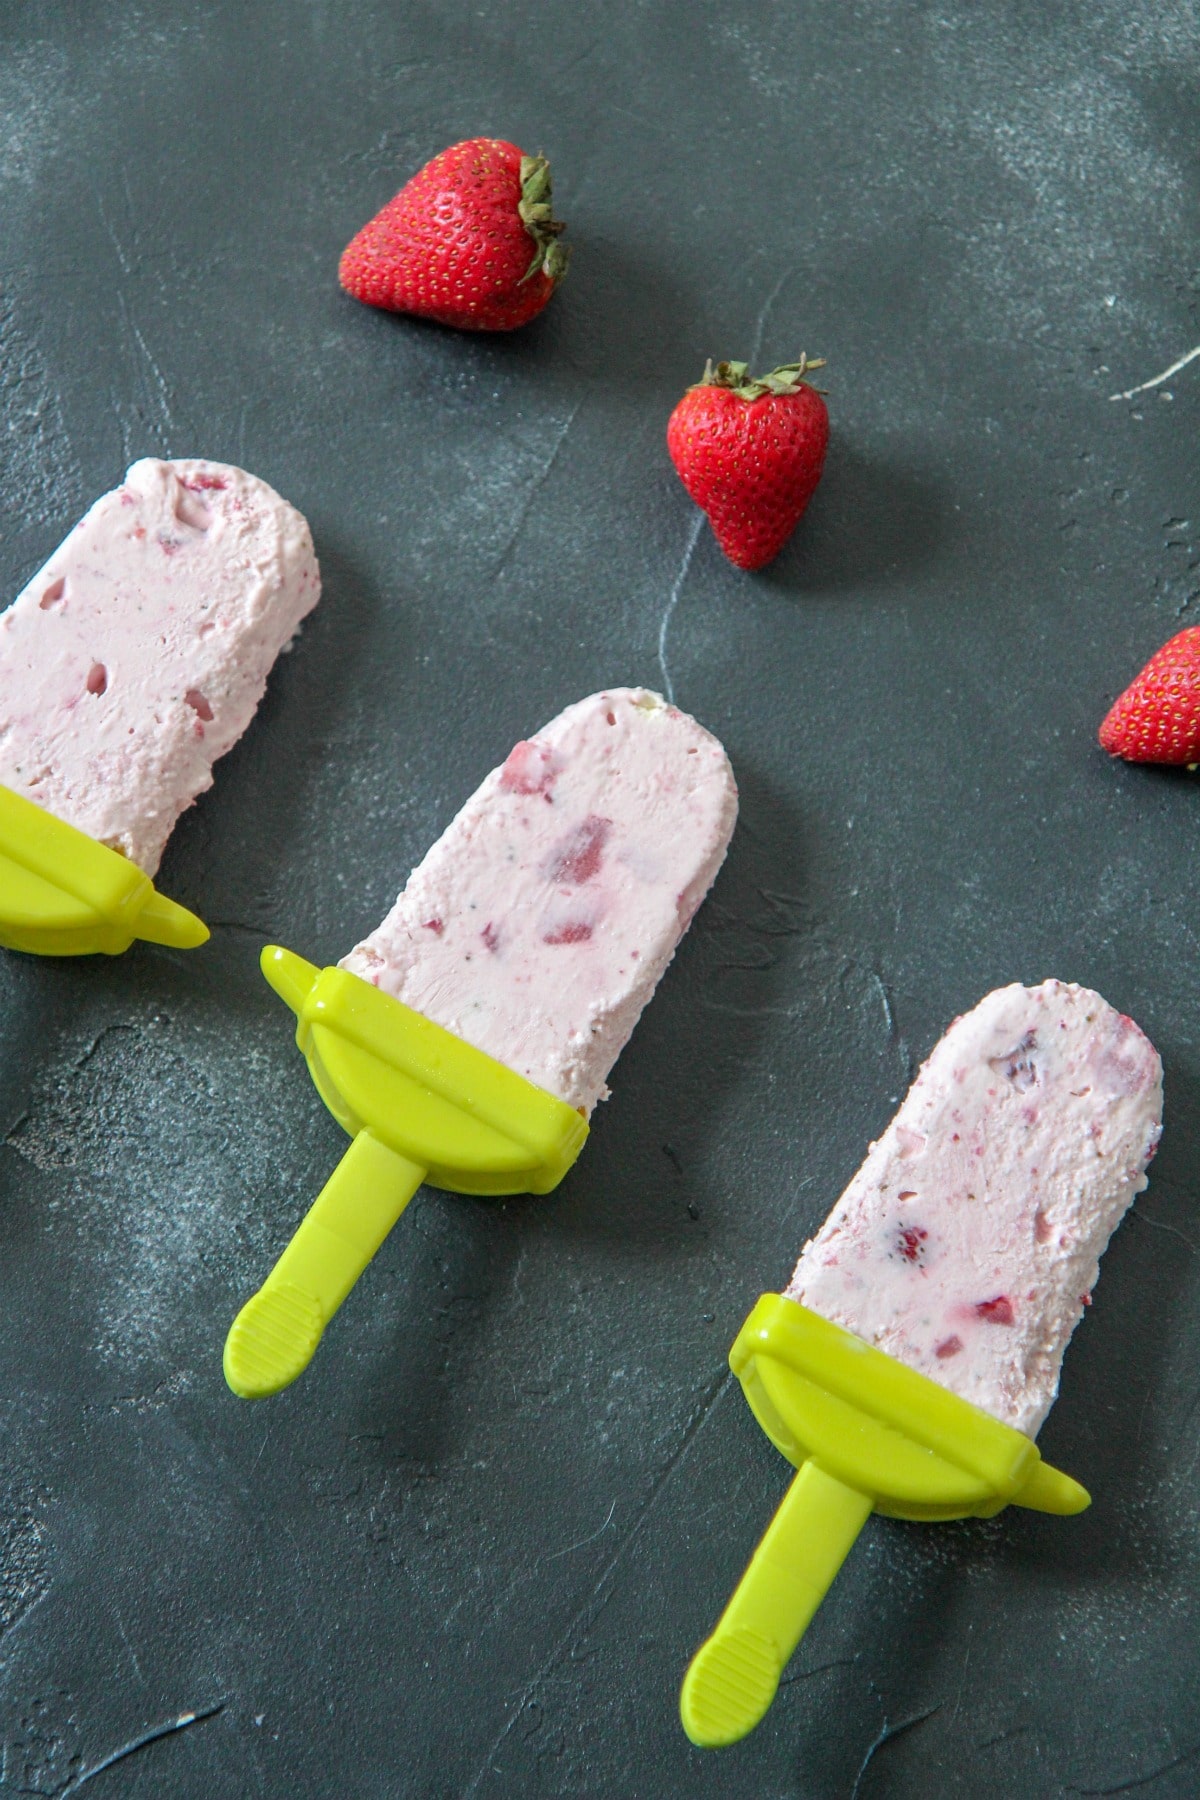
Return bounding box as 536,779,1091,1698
681,1297,1092,1749
681,1461,872,1747
224,949,591,1400
0,782,208,956
224,1130,425,1399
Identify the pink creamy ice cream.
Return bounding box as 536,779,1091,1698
342,687,737,1113
787,981,1163,1436
0,458,320,875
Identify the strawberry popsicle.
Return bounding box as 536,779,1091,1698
0,458,320,879
681,980,1162,1749
342,686,738,1113
787,980,1163,1434
225,687,737,1398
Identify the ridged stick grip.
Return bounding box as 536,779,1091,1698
680,1462,872,1747
224,1131,425,1399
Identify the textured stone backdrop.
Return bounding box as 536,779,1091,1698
1,3,1198,1794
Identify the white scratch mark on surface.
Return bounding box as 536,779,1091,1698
872,971,895,1037
747,265,796,369
116,292,174,451
97,194,132,276
462,1368,735,1796
490,397,583,581
546,1498,616,1561
1110,344,1200,401
114,1606,146,1687
63,1703,224,1793
130,320,174,433
950,1625,973,1726
657,512,702,704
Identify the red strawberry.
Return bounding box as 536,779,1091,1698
1099,626,1200,764
338,137,569,332
666,357,829,570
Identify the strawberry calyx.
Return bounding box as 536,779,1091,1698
517,154,570,286
697,354,827,398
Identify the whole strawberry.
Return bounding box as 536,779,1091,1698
1100,626,1200,764
666,356,829,570
339,138,569,331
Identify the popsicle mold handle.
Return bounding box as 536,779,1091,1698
234,946,589,1396
223,1131,425,1399
132,888,211,950
681,1295,1093,1747
681,1462,872,1748
1014,1457,1091,1516
0,783,208,956
257,946,589,1197
260,942,317,1014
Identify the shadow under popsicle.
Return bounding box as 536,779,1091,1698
522,761,815,1262
157,529,382,946
967,1165,1200,1591
858,1028,1200,1614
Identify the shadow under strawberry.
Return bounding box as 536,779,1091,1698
335,222,693,397
754,437,951,597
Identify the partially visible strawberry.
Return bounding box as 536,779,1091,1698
338,137,569,332
666,356,829,570
1099,626,1200,764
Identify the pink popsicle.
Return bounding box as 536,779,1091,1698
342,686,738,1112
787,980,1163,1434
223,687,737,1399
0,457,320,876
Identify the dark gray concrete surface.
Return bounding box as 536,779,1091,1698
2,2,1199,1794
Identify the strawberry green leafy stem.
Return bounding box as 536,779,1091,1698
518,154,570,285
698,355,827,398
